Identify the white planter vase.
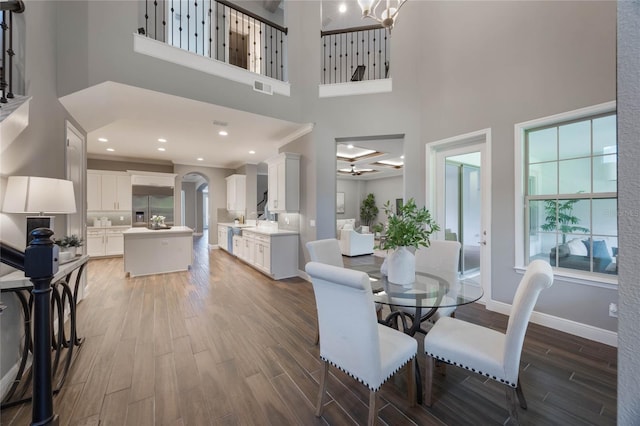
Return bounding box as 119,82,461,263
387,246,415,285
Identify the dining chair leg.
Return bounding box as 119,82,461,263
314,323,319,346
424,355,434,407
505,386,521,425
406,358,416,407
368,390,378,426
315,361,329,417
515,378,527,409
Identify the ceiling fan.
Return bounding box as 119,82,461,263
350,164,362,176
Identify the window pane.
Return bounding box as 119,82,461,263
528,128,557,163
528,199,546,235
559,121,591,160
528,163,557,195
559,158,591,194
528,232,556,263
593,115,617,155
593,154,617,193
592,198,617,235
541,199,590,242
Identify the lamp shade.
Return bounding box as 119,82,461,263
2,176,77,214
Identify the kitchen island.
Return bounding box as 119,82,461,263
123,226,193,277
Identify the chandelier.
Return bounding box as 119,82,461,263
357,0,407,30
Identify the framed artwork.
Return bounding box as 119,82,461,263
395,198,403,215
336,192,345,214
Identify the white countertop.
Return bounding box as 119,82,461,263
218,223,298,235
122,226,194,235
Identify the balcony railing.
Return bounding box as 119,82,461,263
321,25,390,85
1,0,25,108
139,0,287,81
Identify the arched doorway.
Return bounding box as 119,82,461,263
181,172,209,236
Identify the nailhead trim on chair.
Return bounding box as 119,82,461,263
320,355,416,392
425,352,517,388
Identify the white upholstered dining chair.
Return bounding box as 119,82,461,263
423,259,553,423
394,240,462,329
306,238,381,345
306,261,417,426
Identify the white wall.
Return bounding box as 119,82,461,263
617,2,640,422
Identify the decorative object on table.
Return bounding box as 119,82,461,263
150,215,166,229
56,234,84,257
379,198,440,285
359,193,379,228
1,176,77,245
336,192,345,214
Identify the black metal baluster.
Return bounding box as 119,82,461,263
209,0,212,58
162,0,166,42
170,0,174,45
194,0,198,54
350,32,353,82
1,11,7,104
7,9,13,98
367,29,370,80
373,29,376,79
187,0,191,52
384,29,388,78
179,0,182,48
153,0,157,40
145,0,149,38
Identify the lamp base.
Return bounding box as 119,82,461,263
26,216,54,246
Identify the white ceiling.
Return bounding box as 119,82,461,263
336,136,404,181
59,81,312,169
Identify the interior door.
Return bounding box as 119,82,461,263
428,130,491,302
66,122,87,297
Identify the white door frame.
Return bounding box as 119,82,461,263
426,128,492,303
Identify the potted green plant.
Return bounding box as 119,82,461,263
379,198,440,285
56,234,84,255
360,193,379,228
372,223,384,238
541,199,588,244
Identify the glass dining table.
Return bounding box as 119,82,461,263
349,263,484,336
348,262,484,404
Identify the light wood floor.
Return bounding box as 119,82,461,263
1,234,617,425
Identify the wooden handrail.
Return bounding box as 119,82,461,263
0,0,25,13
321,24,384,37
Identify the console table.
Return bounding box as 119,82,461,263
0,254,89,408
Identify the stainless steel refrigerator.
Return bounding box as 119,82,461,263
132,185,174,227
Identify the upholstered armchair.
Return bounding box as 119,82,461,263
339,225,375,257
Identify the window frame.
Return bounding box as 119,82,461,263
514,101,617,288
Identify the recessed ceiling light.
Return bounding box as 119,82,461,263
158,138,167,143
197,157,204,161
219,130,228,136
338,3,347,13
347,144,354,149
106,148,115,152
158,147,166,152
98,137,108,142
249,150,256,154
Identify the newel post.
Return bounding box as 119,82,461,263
24,228,59,426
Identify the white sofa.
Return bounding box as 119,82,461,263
339,225,375,257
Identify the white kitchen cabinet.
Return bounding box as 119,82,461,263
240,230,297,279
232,235,244,259
87,170,132,211
265,153,300,213
87,227,126,257
218,225,229,251
225,174,246,212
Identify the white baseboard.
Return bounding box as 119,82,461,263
298,269,310,281
486,300,618,347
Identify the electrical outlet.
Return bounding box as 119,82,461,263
609,302,618,318
310,219,316,227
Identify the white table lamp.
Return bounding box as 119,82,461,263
2,176,77,245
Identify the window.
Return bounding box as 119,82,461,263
522,108,617,277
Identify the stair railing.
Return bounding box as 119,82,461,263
0,0,25,107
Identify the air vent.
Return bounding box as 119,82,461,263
253,80,273,95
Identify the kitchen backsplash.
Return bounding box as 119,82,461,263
87,212,132,227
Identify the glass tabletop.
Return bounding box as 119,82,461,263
348,264,484,309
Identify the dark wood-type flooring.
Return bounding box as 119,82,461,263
1,234,617,425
